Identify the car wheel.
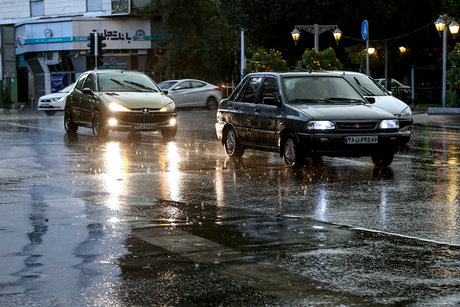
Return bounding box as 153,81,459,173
64,109,78,134
161,127,177,140
45,110,56,116
371,151,394,167
92,111,108,138
283,135,304,168
224,128,244,158
206,97,218,110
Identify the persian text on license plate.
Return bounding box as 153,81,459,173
133,123,157,129
344,136,378,144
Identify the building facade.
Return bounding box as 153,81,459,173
0,0,165,108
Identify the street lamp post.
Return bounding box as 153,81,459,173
291,24,342,51
434,14,459,108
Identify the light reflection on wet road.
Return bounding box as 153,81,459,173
0,110,459,305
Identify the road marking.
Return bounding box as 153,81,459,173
133,226,374,305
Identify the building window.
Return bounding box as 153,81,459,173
30,0,44,16
87,0,102,12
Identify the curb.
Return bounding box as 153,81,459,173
427,107,460,114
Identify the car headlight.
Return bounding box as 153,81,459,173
160,102,175,112
379,119,399,129
306,120,336,130
108,103,130,112
397,106,412,118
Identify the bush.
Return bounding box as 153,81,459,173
245,48,288,73
296,47,343,71
447,42,460,107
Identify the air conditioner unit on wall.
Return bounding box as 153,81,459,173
44,51,60,65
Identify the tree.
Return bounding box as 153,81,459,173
245,48,288,73
447,43,460,107
142,0,237,82
296,48,343,71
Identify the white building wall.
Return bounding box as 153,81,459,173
0,0,30,19
45,0,88,15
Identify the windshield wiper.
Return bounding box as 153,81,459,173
124,80,157,92
109,78,138,91
323,97,364,104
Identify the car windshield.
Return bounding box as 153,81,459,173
98,73,160,92
158,81,178,90
343,74,388,96
283,76,365,105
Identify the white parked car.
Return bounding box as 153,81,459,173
333,72,414,123
37,83,75,115
158,79,222,109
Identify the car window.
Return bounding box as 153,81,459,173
191,81,206,88
237,77,263,103
84,74,96,91
343,74,387,96
258,77,279,104
174,81,192,90
158,81,177,90
75,74,87,91
283,76,364,105
98,73,160,92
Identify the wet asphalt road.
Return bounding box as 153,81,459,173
0,109,459,306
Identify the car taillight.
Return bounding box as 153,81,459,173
214,87,221,91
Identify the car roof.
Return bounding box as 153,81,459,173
84,69,145,75
246,71,347,78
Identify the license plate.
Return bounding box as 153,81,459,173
133,123,157,129
344,136,378,144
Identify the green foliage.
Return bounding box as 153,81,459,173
296,48,343,71
142,0,237,82
245,48,288,73
447,42,460,107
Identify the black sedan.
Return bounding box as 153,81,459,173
215,72,412,167
64,70,177,139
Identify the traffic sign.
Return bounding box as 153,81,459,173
361,20,368,40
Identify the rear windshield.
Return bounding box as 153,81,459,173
283,76,365,105
98,73,160,92
343,74,388,96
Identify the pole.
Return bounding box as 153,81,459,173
94,31,98,70
313,24,319,52
366,37,370,76
411,65,415,101
441,26,447,108
384,41,388,89
240,30,245,80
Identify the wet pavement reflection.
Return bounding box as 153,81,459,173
0,110,459,305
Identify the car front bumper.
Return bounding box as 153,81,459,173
297,129,411,157
105,112,177,132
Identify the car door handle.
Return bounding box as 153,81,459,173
255,108,261,112
233,105,239,110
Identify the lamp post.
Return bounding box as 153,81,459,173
291,24,342,51
434,14,459,108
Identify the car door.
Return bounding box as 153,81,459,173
252,76,282,149
169,81,192,107
68,73,88,123
188,80,209,107
230,76,263,144
79,73,97,124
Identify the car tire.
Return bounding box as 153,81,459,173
371,151,394,167
224,127,244,158
92,111,108,138
45,110,56,116
283,135,304,168
64,109,78,134
206,97,218,110
161,127,177,140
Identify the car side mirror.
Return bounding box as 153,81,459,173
162,90,169,95
82,88,93,95
365,97,375,104
263,96,281,107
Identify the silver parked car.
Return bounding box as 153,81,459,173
158,79,222,109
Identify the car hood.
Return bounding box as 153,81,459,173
296,104,394,120
39,93,67,100
365,96,407,115
100,92,173,108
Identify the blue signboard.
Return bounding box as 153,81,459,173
361,20,368,40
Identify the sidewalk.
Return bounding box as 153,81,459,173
412,107,460,130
